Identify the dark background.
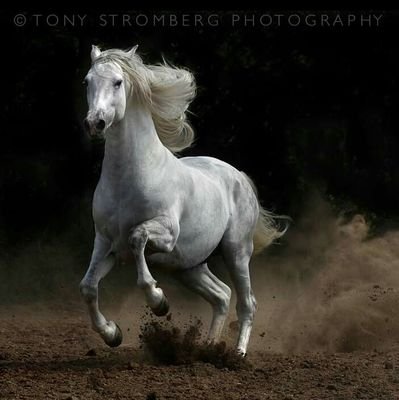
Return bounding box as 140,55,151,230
1,9,398,249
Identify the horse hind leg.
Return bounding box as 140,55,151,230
221,239,256,356
177,263,231,343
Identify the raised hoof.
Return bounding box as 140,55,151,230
104,323,123,348
151,295,169,317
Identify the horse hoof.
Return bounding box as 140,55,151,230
236,349,247,358
151,295,169,317
104,323,123,348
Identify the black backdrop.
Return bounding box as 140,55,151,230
1,9,398,246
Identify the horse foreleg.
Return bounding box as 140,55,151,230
128,216,179,316
79,235,122,347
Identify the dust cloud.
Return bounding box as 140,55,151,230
249,194,399,353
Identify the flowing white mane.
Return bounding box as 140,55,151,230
93,48,196,152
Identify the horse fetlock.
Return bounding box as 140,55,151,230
144,285,165,308
98,321,123,347
150,293,170,317
139,283,169,316
79,281,97,302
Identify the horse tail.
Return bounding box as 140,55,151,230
253,206,291,255
241,172,291,255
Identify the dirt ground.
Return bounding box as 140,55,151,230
3,203,399,399
1,303,399,400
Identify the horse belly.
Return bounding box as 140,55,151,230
116,213,228,270
148,209,229,269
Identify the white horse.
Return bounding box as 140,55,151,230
80,45,288,355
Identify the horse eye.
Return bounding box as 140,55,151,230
82,78,88,86
114,80,122,88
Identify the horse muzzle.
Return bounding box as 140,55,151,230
84,117,106,138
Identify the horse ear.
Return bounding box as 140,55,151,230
91,45,101,62
127,45,139,58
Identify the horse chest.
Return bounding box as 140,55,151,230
93,190,164,246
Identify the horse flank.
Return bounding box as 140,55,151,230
93,48,196,152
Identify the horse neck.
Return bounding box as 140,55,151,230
101,100,168,185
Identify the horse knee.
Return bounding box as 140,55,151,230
79,280,97,303
129,221,176,254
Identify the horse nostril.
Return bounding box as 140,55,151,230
83,118,91,132
96,119,106,131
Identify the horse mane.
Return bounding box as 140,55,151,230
93,48,196,153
